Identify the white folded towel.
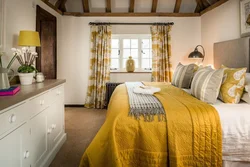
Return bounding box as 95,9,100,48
133,86,161,95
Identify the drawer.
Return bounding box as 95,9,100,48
29,93,49,117
47,85,64,105
0,102,30,136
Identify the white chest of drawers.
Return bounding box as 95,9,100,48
0,80,66,167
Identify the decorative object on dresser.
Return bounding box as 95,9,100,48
0,80,66,167
0,86,20,96
12,31,41,85
36,72,45,83
241,0,250,37
188,45,205,63
126,56,135,72
0,52,17,90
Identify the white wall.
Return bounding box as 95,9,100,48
201,0,240,65
60,16,201,104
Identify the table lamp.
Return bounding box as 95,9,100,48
18,31,41,65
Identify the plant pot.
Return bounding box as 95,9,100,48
18,73,34,85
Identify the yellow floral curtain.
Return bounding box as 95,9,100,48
85,25,112,109
151,25,173,82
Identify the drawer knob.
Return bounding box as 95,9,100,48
24,151,30,159
51,124,57,129
57,91,61,95
9,114,17,123
40,100,45,105
47,128,52,134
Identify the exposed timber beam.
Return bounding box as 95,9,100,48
82,0,89,13
63,12,200,17
106,0,111,13
129,0,135,13
200,0,228,15
174,0,182,13
151,0,158,13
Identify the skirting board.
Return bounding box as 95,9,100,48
41,133,67,167
65,104,85,107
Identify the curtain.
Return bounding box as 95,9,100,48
151,25,173,82
85,25,112,109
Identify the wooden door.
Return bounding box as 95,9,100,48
36,6,57,79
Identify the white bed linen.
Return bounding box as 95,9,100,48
183,89,250,162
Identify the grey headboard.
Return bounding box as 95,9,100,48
214,37,250,72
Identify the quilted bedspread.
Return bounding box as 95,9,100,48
80,83,222,167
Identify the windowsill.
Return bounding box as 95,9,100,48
111,70,152,74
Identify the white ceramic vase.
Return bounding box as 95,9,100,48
18,73,34,85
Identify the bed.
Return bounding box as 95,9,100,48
80,37,250,167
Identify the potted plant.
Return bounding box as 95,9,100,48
11,48,38,85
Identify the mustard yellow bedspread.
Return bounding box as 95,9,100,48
80,83,222,167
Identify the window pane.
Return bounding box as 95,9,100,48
131,39,138,48
111,59,119,69
123,39,130,48
142,59,151,69
111,49,119,58
123,49,130,59
112,39,119,48
131,49,138,58
142,39,150,48
123,59,138,68
142,49,150,58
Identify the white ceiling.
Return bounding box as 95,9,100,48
49,0,198,13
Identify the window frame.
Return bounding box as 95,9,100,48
111,34,152,73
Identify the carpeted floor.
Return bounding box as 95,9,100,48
49,107,107,167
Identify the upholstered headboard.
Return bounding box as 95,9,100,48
214,37,250,72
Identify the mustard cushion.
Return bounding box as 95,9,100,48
219,65,247,104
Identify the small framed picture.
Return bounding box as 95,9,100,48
241,0,250,37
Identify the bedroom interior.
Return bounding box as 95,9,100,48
1,0,250,167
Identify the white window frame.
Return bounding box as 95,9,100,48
111,34,152,73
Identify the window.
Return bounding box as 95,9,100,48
111,35,152,72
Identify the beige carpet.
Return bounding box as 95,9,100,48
49,107,107,167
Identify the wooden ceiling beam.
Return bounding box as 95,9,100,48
82,0,90,13
106,0,111,13
151,0,158,13
55,0,63,9
200,0,228,15
201,0,210,8
195,0,205,13
41,0,63,15
129,0,135,13
63,12,200,17
174,0,182,13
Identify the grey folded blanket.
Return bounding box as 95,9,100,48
125,82,166,121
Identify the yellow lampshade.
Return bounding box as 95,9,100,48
18,31,41,47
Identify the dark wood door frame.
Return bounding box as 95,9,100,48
36,5,57,79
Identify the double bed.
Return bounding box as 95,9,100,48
80,37,250,167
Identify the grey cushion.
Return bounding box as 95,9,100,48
172,63,197,89
191,68,224,104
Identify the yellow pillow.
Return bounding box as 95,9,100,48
219,65,247,104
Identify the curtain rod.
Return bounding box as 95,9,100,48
88,22,174,26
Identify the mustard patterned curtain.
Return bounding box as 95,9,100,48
151,25,173,82
85,25,112,109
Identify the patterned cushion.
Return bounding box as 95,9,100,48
172,63,197,88
219,66,247,104
191,68,224,104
